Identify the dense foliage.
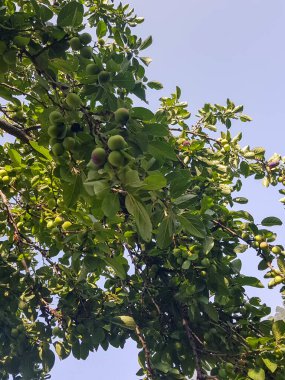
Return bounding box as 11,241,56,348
0,1,285,379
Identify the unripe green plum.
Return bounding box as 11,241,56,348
86,63,101,75
49,111,63,125
0,169,8,177
62,221,72,231
108,151,124,167
91,147,107,167
254,234,264,242
54,216,63,226
272,245,282,255
66,93,81,109
3,48,17,65
47,220,55,229
52,143,64,156
79,33,92,45
48,124,67,139
80,46,93,59
201,258,210,267
107,135,127,151
11,328,19,338
98,70,111,84
274,275,283,285
63,136,76,151
2,175,10,183
69,37,82,50
114,108,130,124
13,35,30,47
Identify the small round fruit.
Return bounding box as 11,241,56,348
62,221,72,231
107,135,127,151
200,270,207,277
272,245,282,255
114,108,129,124
3,48,17,65
13,35,30,47
48,124,66,139
241,232,249,240
86,63,101,75
66,93,81,109
259,241,269,250
52,143,64,156
91,147,106,167
80,46,93,59
11,328,19,338
49,111,63,125
254,234,264,242
47,220,54,229
54,216,63,226
98,70,111,84
108,151,124,167
2,175,10,183
79,33,92,45
63,137,76,151
274,275,284,285
0,169,8,177
69,37,82,51
47,198,56,209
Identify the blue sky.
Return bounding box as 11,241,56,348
49,0,285,378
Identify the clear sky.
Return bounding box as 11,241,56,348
48,0,285,378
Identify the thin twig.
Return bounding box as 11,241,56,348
135,325,154,379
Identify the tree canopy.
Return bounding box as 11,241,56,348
0,1,285,379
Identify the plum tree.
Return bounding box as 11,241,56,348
0,1,285,380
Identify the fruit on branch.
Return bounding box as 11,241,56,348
91,148,107,167
69,37,82,51
62,221,72,231
272,245,282,255
66,93,81,109
114,108,129,124
54,216,63,226
48,124,67,139
254,234,264,242
79,33,92,45
107,135,127,151
80,46,93,59
108,151,124,167
259,241,269,250
47,199,56,209
49,111,63,125
98,71,111,85
86,63,101,75
63,137,76,151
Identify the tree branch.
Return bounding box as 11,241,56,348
135,325,154,379
0,118,31,143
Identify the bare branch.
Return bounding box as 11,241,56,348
135,325,154,379
0,118,30,143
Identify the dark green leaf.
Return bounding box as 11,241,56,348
261,216,282,226
125,194,152,242
96,20,107,38
143,172,167,190
178,214,206,239
131,107,154,121
148,81,163,90
140,36,152,50
102,192,120,218
236,276,264,288
62,175,82,208
157,215,174,249
148,140,177,161
57,1,84,27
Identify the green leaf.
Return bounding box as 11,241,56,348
178,214,206,239
50,57,79,74
148,81,163,90
262,358,277,373
248,368,265,380
125,194,152,242
157,215,174,249
102,192,120,218
148,140,178,161
233,197,248,204
236,275,264,288
203,237,214,255
261,216,282,226
42,349,55,372
143,172,167,190
131,107,154,121
57,1,84,27
203,303,219,322
112,315,136,330
29,141,52,160
113,72,135,90
8,148,22,166
103,256,127,280
96,20,107,38
140,36,153,50
62,175,82,208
